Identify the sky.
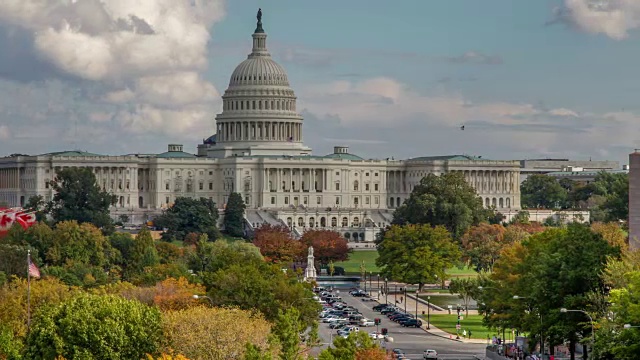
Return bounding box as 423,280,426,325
1,0,640,164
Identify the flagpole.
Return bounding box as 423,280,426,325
27,249,31,332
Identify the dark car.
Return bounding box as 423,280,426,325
373,304,391,311
400,318,422,328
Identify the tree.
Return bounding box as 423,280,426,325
130,226,160,274
162,306,272,360
376,224,461,290
0,324,23,360
118,214,130,224
272,307,307,360
300,230,349,267
591,222,628,250
520,174,568,209
318,331,382,360
25,294,162,359
592,172,629,222
461,223,509,272
24,195,47,222
392,172,489,239
449,277,480,316
154,197,220,242
224,192,246,238
252,224,304,264
153,277,205,311
46,167,116,231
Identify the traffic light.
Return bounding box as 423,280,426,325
374,318,381,325
381,328,388,335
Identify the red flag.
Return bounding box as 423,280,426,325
28,259,40,279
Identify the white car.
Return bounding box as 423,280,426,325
423,349,438,359
369,332,385,340
360,319,375,327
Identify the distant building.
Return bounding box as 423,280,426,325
546,167,629,184
519,159,620,183
629,151,640,250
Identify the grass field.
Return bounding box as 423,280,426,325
337,250,478,277
423,314,493,340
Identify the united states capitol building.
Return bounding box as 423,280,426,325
0,13,522,243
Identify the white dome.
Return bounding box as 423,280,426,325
229,56,289,87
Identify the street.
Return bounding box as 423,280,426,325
317,292,486,360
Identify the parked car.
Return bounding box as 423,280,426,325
360,319,375,327
400,319,422,328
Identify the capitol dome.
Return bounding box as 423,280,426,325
229,57,289,87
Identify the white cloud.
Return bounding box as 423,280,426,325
554,0,640,40
0,0,225,144
0,125,9,140
299,77,640,161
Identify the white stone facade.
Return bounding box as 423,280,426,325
0,15,521,243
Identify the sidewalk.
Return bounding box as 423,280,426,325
374,293,487,344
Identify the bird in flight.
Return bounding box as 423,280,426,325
460,125,465,130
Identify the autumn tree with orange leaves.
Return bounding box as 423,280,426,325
301,230,350,267
252,224,304,263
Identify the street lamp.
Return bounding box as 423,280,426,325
403,287,407,314
427,295,431,329
624,324,640,329
384,278,388,305
415,290,419,321
193,294,213,305
560,308,595,345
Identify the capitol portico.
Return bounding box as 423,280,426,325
0,11,521,244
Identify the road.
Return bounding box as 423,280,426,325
317,292,486,360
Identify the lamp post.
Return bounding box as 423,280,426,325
456,305,461,339
427,295,431,329
560,308,595,345
192,294,214,306
624,324,640,329
394,284,397,304
415,290,419,321
385,278,388,305
403,288,407,314
369,272,372,297
364,272,367,293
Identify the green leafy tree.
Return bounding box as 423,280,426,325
520,174,568,209
25,294,162,359
272,307,306,360
376,224,461,290
154,197,221,242
46,167,117,231
131,226,160,273
224,192,246,238
449,277,480,316
392,172,489,239
24,195,48,222
592,171,629,222
0,324,23,360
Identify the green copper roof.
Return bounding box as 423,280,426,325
43,150,105,157
409,155,487,161
324,153,364,161
156,151,196,159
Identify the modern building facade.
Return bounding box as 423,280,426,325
519,158,621,183
629,151,640,250
0,13,521,243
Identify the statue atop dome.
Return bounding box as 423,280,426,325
255,8,264,33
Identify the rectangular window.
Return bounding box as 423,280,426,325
366,173,370,176
284,197,289,205
365,184,370,191
45,181,49,189
317,196,321,205
200,171,204,176
165,183,170,190
209,171,213,175
375,197,379,205
374,184,379,191
209,182,213,190
245,197,250,204
165,196,170,204
199,183,203,190
366,197,370,205
271,197,276,204
303,197,308,205
375,173,379,176
335,182,340,191
335,197,340,205
335,172,340,176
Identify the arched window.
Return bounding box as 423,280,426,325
354,180,359,191
485,198,490,207
286,217,293,226
492,198,497,207
321,217,326,227
353,217,360,227
331,217,337,227
139,196,144,208
396,197,401,207
342,217,348,227
352,232,359,241
298,217,304,226
506,198,511,208
309,217,315,227
499,198,504,208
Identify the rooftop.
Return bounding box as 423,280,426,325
408,155,488,162
41,150,105,157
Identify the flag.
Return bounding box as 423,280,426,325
28,259,40,279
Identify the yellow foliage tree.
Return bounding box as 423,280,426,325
0,277,80,338
153,277,206,311
147,353,191,360
162,306,272,360
591,222,628,250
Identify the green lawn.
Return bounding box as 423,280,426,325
337,250,379,274
337,250,479,278
423,314,493,340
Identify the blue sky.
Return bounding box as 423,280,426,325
0,0,639,164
